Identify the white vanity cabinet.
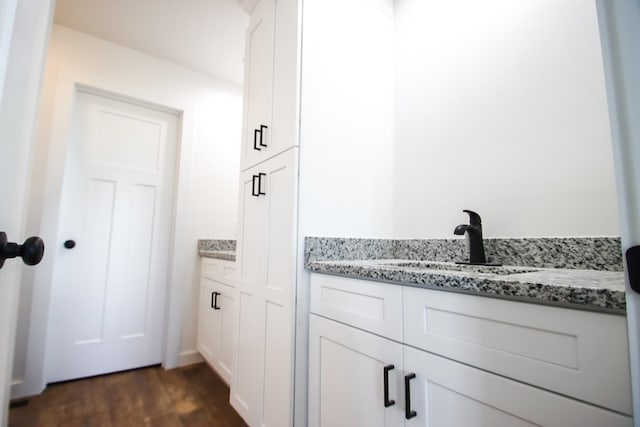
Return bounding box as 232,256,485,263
308,273,633,427
197,257,237,385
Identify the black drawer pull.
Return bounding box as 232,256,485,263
252,174,259,197
383,364,395,408
253,129,261,151
259,124,268,148
405,373,417,419
211,291,220,310
257,172,266,196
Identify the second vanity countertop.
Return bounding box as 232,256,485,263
304,237,627,314
198,239,236,262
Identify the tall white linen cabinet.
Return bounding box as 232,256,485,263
230,0,302,426
230,0,395,425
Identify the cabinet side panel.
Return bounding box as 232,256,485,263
261,301,292,427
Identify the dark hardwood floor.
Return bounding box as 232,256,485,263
9,363,247,427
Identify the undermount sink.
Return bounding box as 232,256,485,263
377,260,539,275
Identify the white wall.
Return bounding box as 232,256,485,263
393,0,619,238
13,25,242,397
298,0,395,239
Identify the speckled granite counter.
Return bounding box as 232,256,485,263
304,237,626,314
198,239,236,262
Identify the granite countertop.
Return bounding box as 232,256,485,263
198,239,236,262
304,237,626,314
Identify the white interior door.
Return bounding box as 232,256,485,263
595,1,640,424
0,0,52,424
46,89,178,383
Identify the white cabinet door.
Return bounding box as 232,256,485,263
197,278,218,367
232,148,298,426
215,283,236,385
403,346,632,427
308,314,405,427
241,0,275,170
197,277,236,385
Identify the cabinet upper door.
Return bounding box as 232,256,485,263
241,0,275,170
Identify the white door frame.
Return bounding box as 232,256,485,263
595,1,640,423
0,0,54,424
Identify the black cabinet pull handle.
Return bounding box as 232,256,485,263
259,124,268,148
258,172,266,196
252,174,259,197
383,364,395,408
253,129,261,151
211,291,220,310
405,373,417,419
64,240,76,249
0,232,45,269
626,246,640,293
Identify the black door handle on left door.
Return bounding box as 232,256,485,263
211,291,221,310
0,232,45,269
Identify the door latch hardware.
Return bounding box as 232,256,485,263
0,232,45,269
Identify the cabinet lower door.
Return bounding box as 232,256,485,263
214,282,235,385
403,346,632,427
197,279,219,367
197,279,236,385
233,148,298,426
309,315,404,427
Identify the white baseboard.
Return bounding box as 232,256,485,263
176,350,203,367
10,378,34,401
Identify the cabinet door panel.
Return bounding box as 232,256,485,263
310,274,403,341
403,286,632,415
264,150,297,306
230,290,260,423
308,315,404,427
197,279,218,366
233,148,298,426
242,0,275,170
216,285,235,384
404,346,632,427
261,301,292,427
237,171,268,287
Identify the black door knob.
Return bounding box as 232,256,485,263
64,240,76,249
0,232,45,269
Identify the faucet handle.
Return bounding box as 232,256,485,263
462,209,482,226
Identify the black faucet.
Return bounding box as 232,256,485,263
454,209,487,264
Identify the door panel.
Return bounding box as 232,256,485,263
262,301,291,427
308,315,404,427
46,90,177,382
241,0,275,170
217,286,235,384
404,346,631,427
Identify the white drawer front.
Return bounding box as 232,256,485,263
310,274,403,341
403,286,632,415
202,257,237,285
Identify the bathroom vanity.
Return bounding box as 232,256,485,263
305,237,632,427
197,240,237,385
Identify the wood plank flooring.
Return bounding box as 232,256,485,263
9,363,247,427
